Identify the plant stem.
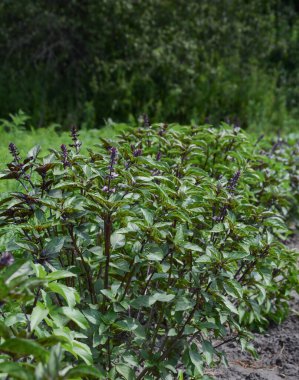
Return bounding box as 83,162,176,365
104,213,112,290
69,226,96,303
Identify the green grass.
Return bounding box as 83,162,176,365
0,122,128,193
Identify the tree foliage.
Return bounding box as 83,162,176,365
0,0,298,128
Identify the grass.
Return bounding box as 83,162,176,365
0,122,128,193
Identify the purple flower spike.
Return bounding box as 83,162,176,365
70,125,82,153
134,149,142,157
8,143,20,163
156,151,162,161
130,144,142,157
0,252,14,268
109,147,118,166
227,170,241,194
61,144,71,168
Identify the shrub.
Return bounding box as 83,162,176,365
0,121,298,378
0,1,298,128
0,254,103,379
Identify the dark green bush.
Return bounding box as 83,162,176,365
0,0,298,129
0,121,298,378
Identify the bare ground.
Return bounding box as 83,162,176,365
212,295,299,379
211,237,299,380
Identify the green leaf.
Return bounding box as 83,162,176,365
224,251,250,260
100,289,116,301
33,263,47,279
68,341,93,365
37,335,69,346
175,296,194,311
111,232,126,250
0,362,34,380
130,296,156,309
30,302,49,331
210,223,224,233
144,243,164,261
116,364,135,380
152,292,175,303
220,295,239,315
223,279,243,298
264,217,286,229
201,340,214,365
27,145,41,160
45,344,63,379
65,365,103,379
195,255,212,263
167,328,177,336
48,282,79,307
46,270,76,281
189,345,203,375
83,309,101,325
174,225,184,245
0,338,49,362
0,278,9,299
3,260,32,284
114,318,139,332
183,242,203,252
0,320,12,339
135,176,153,182
44,237,65,256
60,307,89,329
141,208,154,225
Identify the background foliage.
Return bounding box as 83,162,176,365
0,0,298,130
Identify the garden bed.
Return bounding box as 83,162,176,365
213,294,298,379
0,122,298,378
213,236,299,380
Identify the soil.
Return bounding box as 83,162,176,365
210,237,299,380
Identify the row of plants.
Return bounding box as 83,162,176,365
0,120,298,379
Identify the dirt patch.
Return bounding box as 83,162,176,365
212,296,298,379
211,237,299,380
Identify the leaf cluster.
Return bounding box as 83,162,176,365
0,121,298,379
